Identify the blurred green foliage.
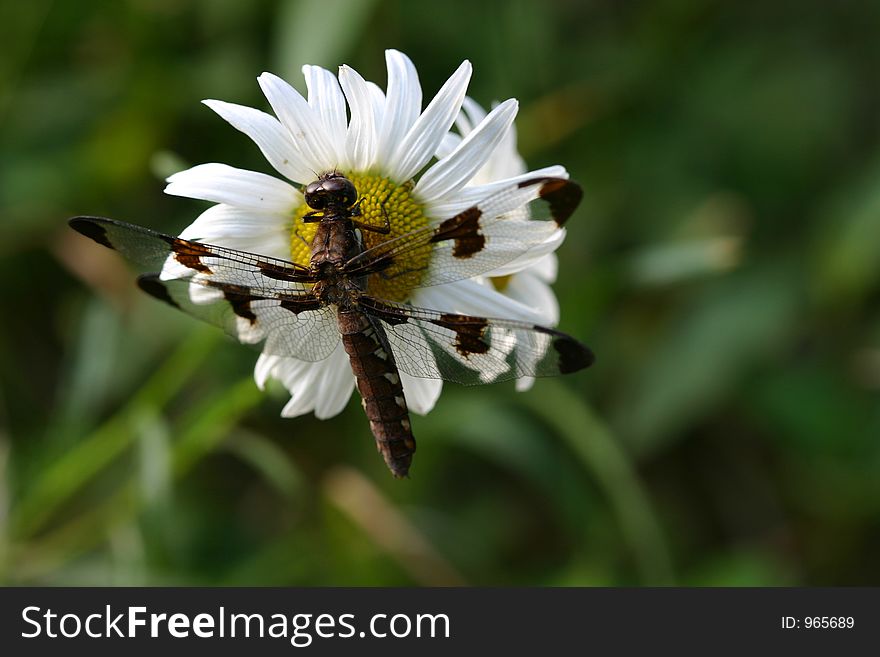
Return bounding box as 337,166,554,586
1,0,879,586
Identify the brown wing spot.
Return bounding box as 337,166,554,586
69,218,113,249
136,274,180,309
366,300,410,326
222,290,257,324
279,296,322,315
171,239,213,274
256,259,306,282
518,178,583,226
429,207,485,258
434,313,490,357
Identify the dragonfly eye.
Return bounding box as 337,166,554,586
304,181,327,210
304,191,326,210
305,174,358,210
336,179,358,207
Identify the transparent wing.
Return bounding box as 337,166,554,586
137,275,340,362
344,177,581,289
358,296,594,386
69,216,316,294
70,217,341,361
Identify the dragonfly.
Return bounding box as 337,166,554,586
69,172,594,477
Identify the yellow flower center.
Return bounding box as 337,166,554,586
289,173,431,302
490,274,513,292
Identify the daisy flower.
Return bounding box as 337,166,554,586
163,49,570,420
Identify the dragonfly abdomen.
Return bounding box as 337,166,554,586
338,309,416,477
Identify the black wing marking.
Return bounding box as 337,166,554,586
358,296,594,385
344,177,581,289
69,217,317,293
137,274,340,362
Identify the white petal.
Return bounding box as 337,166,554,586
235,314,266,345
435,132,461,160
400,371,442,415
515,376,536,392
177,204,292,259
165,163,302,214
278,359,322,417
455,97,526,184
459,96,488,131
413,279,546,324
189,282,224,305
423,165,568,219
202,99,315,184
263,344,355,419
414,99,518,202
158,257,194,282
502,270,560,326
477,131,525,184
485,229,565,278
302,65,348,164
258,72,338,172
385,60,472,183
453,101,475,136
484,128,526,181
367,81,386,130
254,352,282,390
312,342,356,419
376,49,422,165
176,204,284,239
339,64,378,171
528,252,558,283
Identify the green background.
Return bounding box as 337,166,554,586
1,0,879,586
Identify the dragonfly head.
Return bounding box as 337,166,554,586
304,172,358,212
